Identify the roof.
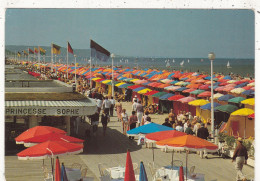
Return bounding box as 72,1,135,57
5,92,87,101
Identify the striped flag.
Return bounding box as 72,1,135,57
52,43,61,55
28,48,34,54
90,39,110,62
39,47,46,55
67,42,74,54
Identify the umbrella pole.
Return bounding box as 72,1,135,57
51,157,54,181
171,150,174,169
186,150,188,181
244,117,246,139
152,147,155,165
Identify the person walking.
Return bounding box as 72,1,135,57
115,100,123,122
185,124,194,135
89,112,99,137
101,110,109,136
121,109,129,135
132,99,138,112
96,95,103,114
232,137,248,181
109,96,115,117
102,96,111,115
197,123,209,159
136,100,144,127
128,111,138,139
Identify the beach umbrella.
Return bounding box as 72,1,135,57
186,84,202,89
217,94,235,101
15,126,66,145
215,86,225,92
182,88,196,93
213,93,224,99
17,140,84,160
215,104,238,114
223,87,235,92
230,88,246,94
190,89,205,95
159,93,175,100
219,82,229,86
177,96,196,103
241,86,252,90
139,161,148,181
241,90,254,95
188,99,209,106
231,108,254,138
199,85,210,90
197,91,211,98
55,156,61,181
227,80,236,83
20,132,84,147
61,163,68,181
223,75,232,80
146,130,186,143
175,87,188,92
241,98,255,106
127,123,173,136
152,91,168,98
168,95,185,101
124,149,136,181
228,97,246,104
200,102,221,110
179,166,184,181
235,82,248,88
156,135,218,181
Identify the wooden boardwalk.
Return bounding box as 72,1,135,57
5,101,254,181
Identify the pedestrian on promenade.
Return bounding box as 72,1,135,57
175,121,184,132
115,100,123,122
132,99,138,112
96,95,103,114
142,111,149,125
232,137,248,181
101,110,109,136
168,109,175,123
128,111,138,139
197,123,209,159
162,118,172,128
132,95,138,103
102,96,111,115
121,109,129,135
136,100,144,127
89,112,99,137
109,96,115,117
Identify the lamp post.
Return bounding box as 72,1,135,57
111,53,115,98
208,52,216,142
74,54,77,89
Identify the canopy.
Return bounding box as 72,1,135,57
159,93,175,100
241,98,255,106
168,95,185,101
197,91,211,98
188,99,209,106
145,130,186,142
230,88,246,94
231,108,254,116
177,97,196,103
228,97,246,104
190,90,205,95
152,92,168,98
218,94,235,101
127,123,173,136
215,104,238,114
200,102,221,110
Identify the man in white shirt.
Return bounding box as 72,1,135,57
96,97,103,114
136,100,144,127
102,96,111,115
132,99,138,112
132,95,138,103
109,96,115,117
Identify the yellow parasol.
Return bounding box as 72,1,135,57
138,88,152,94
241,98,255,106
188,99,209,106
231,108,254,138
115,82,126,87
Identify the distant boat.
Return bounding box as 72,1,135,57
120,59,122,63
180,60,184,67
172,59,175,63
166,61,170,67
227,61,232,68
187,59,190,63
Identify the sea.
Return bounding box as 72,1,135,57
75,57,255,77
20,56,255,77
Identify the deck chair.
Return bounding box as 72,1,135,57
189,166,196,178
71,163,82,170
148,162,156,180
42,165,53,181
98,163,109,177
81,167,88,178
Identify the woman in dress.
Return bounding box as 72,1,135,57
128,111,138,139
115,100,122,122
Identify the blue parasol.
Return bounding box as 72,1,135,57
200,102,221,110
127,123,173,136
218,94,235,101
139,162,148,181
61,163,68,181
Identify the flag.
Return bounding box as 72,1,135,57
67,42,74,54
17,52,21,57
39,47,46,55
90,39,110,62
52,43,61,55
34,48,38,54
28,48,34,54
23,50,28,56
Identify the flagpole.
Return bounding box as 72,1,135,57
28,48,29,62
74,55,77,89
90,57,92,88
38,46,40,63
51,43,53,72
111,53,115,98
55,55,57,72
67,42,69,79
44,55,46,73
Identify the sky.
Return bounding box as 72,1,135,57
5,9,255,59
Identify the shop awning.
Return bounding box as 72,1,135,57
5,99,97,116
